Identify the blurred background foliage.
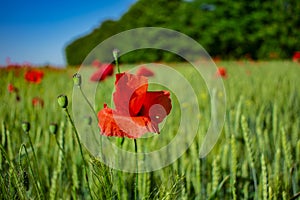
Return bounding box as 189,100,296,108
65,0,300,65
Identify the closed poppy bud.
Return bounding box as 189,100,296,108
112,49,120,61
16,95,21,102
57,94,68,108
22,121,30,132
73,73,82,87
49,123,58,135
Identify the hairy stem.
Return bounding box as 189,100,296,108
134,139,138,200
64,108,94,200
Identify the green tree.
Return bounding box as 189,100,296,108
65,0,300,66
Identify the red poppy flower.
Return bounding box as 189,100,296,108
213,56,221,63
293,51,300,62
92,59,102,68
32,97,44,107
98,73,172,138
7,83,16,93
24,69,44,84
216,67,227,78
90,63,114,81
136,66,154,77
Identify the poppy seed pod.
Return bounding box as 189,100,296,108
57,94,68,108
112,49,120,61
73,73,82,87
49,123,58,135
22,121,30,132
16,95,21,102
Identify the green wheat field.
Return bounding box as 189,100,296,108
0,61,299,199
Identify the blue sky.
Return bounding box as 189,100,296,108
0,0,137,67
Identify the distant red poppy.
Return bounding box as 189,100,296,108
90,63,114,81
216,67,227,78
292,51,300,62
7,83,16,93
32,97,44,107
24,69,44,83
136,67,154,77
213,56,221,63
92,59,102,68
98,73,172,138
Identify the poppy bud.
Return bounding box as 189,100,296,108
16,95,21,102
112,49,120,61
57,94,68,108
22,121,30,132
73,73,82,87
49,123,58,135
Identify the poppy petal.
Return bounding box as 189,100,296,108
98,105,127,137
140,91,172,124
90,63,114,81
136,67,154,77
24,70,44,84
98,104,157,138
113,73,148,116
215,67,227,78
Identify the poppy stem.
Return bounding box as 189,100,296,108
20,143,43,198
78,87,103,155
79,87,98,120
134,139,138,200
64,108,94,200
116,58,120,74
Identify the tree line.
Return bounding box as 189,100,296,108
65,0,300,65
